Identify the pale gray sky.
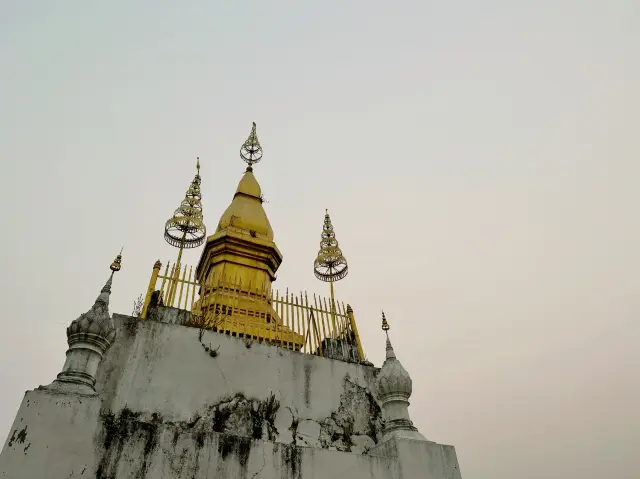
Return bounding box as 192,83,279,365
1,1,639,478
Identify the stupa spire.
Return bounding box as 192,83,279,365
195,122,287,344
213,122,274,240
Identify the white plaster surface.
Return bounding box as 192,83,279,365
0,389,101,478
97,315,383,444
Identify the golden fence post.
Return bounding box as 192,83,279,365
184,268,191,311
346,304,364,361
190,266,196,312
299,293,307,353
169,261,181,306
306,293,319,355
159,262,170,302
163,263,175,305
311,310,322,357
178,264,187,309
336,301,345,339
274,287,279,345
296,294,302,352
313,294,325,345
234,277,242,337
342,302,348,339
285,289,291,350
323,296,336,339
268,286,275,345
141,260,162,319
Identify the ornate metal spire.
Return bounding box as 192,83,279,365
164,158,206,250
382,310,390,333
240,122,263,171
314,209,348,338
313,209,348,283
110,247,123,272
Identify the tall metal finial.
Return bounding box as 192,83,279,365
164,160,206,250
381,310,390,334
110,248,123,272
313,210,348,283
240,122,263,170
381,311,396,359
314,210,348,336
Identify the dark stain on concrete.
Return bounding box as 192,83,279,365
281,442,303,479
218,434,252,467
303,363,312,407
7,425,27,448
95,393,280,478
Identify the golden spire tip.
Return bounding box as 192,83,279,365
110,249,123,272
196,157,200,172
240,121,263,169
381,310,390,333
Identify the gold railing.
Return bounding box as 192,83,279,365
140,260,199,317
140,260,364,361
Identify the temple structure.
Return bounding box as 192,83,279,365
0,124,463,478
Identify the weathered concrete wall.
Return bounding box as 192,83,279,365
94,408,397,479
0,315,463,478
0,388,460,479
96,315,383,453
0,389,102,478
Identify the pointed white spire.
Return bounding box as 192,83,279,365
385,335,396,360
95,272,114,305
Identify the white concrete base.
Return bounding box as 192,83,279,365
0,388,101,478
370,437,463,479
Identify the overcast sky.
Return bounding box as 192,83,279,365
1,1,639,478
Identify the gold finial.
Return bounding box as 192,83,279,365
381,310,390,333
164,161,207,250
240,122,263,170
314,210,348,283
110,248,123,272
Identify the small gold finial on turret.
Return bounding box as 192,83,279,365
196,157,200,173
110,248,123,272
240,122,263,170
381,311,390,332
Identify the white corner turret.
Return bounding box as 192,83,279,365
48,253,121,394
376,312,428,442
